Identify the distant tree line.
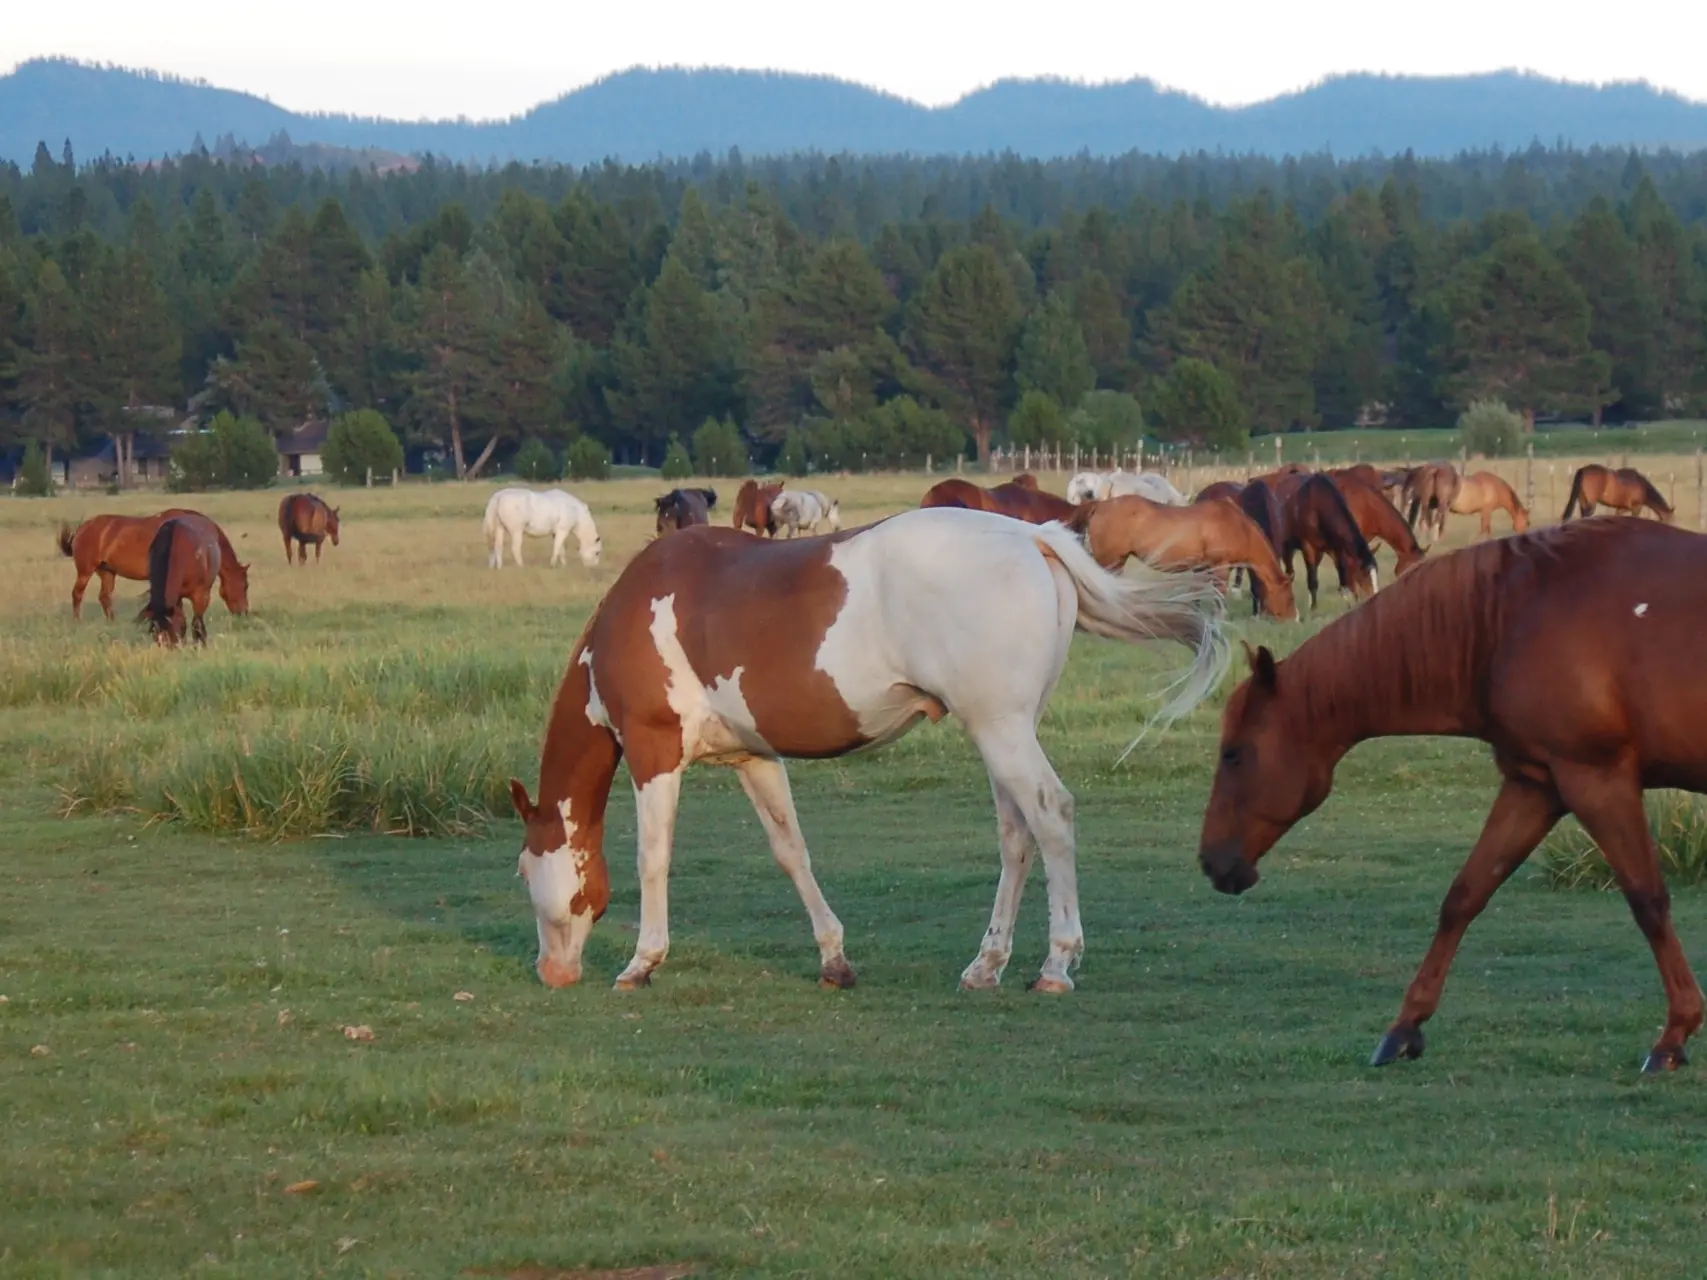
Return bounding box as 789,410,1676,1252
0,141,1703,480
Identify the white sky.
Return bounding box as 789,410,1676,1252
5,0,1705,120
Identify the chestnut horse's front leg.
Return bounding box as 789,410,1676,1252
1374,773,1563,1066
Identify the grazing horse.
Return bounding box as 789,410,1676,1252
278,493,340,565
732,479,784,536
1334,474,1427,577
1451,471,1530,536
1329,463,1384,493
920,478,1077,524
139,515,223,647
1069,496,1298,621
1199,519,1707,1073
1404,461,1461,545
770,489,841,537
1191,481,1292,610
1194,480,1245,507
1283,475,1379,608
1561,464,1673,523
1069,469,1189,505
484,487,602,568
59,511,250,621
654,488,717,536
509,509,1228,994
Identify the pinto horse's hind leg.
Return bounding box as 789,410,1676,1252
737,758,854,988
959,781,1036,990
968,719,1081,992
1373,773,1562,1067
614,769,684,990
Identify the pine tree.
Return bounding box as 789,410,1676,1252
88,240,179,486
405,245,499,478
13,259,84,469
1561,198,1656,420
1015,293,1095,409
1157,359,1247,450
905,244,1022,462
1069,271,1132,389
605,255,734,461
1628,179,1703,414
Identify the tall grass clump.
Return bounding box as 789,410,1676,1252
1539,791,1707,889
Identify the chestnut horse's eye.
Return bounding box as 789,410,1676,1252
1220,745,1240,765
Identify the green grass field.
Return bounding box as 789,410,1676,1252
2,472,1704,1277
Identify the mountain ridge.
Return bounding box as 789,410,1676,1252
4,57,1707,168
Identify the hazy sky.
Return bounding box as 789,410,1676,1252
6,0,1705,120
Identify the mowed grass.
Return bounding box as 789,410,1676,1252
2,471,1705,1277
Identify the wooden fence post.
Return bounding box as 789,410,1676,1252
1525,443,1534,514
1697,449,1704,530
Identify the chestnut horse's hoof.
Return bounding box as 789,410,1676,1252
818,956,857,990
1027,975,1073,995
1641,1044,1689,1074
1370,1024,1425,1066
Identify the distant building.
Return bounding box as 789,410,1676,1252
276,421,330,478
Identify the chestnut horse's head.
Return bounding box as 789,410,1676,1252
325,504,341,546
1198,644,1336,895
219,557,253,615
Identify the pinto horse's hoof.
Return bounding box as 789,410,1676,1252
1027,975,1074,995
612,970,652,991
1642,1044,1689,1074
818,957,858,990
1370,1024,1425,1066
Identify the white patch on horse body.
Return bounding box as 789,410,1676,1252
1635,602,1650,617
648,596,765,762
579,648,610,730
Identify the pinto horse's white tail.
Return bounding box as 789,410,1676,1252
1031,519,1230,740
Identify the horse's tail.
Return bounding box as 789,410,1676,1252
57,522,77,558
482,495,499,543
1032,520,1229,731
1637,474,1673,519
139,518,178,636
1561,468,1586,521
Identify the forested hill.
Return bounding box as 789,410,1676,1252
5,58,1707,168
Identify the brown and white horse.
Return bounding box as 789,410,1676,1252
509,509,1228,995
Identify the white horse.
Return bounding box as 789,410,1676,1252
770,489,841,537
1067,469,1188,506
483,488,602,569
508,509,1229,996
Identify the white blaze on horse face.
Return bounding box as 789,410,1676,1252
518,805,594,985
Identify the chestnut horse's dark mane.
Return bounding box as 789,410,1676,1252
1275,520,1629,734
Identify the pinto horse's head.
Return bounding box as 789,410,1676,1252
509,777,611,988
1198,644,1336,896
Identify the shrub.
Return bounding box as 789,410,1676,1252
1156,359,1247,451
1540,792,1707,889
1458,399,1523,458
14,440,54,496
1068,391,1146,452
660,434,694,480
565,436,611,481
777,430,810,477
802,397,964,471
511,438,560,482
1008,390,1070,447
692,416,749,477
169,411,277,491
322,409,405,485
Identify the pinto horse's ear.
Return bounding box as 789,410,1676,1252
1247,644,1279,691
509,778,536,820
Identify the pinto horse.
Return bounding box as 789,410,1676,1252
1069,495,1298,621
654,487,717,535
920,477,1076,524
1282,475,1379,608
1334,473,1426,577
508,509,1228,994
60,511,249,621
278,493,340,564
1199,519,1707,1073
1561,464,1673,523
1451,471,1530,536
732,479,784,536
139,515,224,646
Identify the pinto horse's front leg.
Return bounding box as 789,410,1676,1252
615,769,683,989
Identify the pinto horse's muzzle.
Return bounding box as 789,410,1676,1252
1200,843,1260,896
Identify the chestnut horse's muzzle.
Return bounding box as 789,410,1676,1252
1200,844,1260,896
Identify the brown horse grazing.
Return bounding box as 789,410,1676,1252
654,487,717,535
1194,480,1246,506
1403,461,1460,544
139,515,223,647
1327,463,1384,492
920,477,1075,525
1283,475,1379,608
279,493,341,564
1561,464,1674,523
1199,520,1707,1074
60,511,250,620
1334,474,1426,577
1451,471,1530,536
1069,495,1298,621
732,479,784,536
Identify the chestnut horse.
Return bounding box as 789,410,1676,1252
1069,495,1298,621
1283,475,1379,608
279,493,340,564
732,479,783,536
1561,464,1673,523
920,477,1075,524
1200,519,1707,1073
509,509,1228,994
1451,471,1530,536
654,487,717,535
60,511,250,621
1403,461,1461,544
1334,474,1426,577
139,514,224,646
1192,480,1293,614
1329,463,1384,493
